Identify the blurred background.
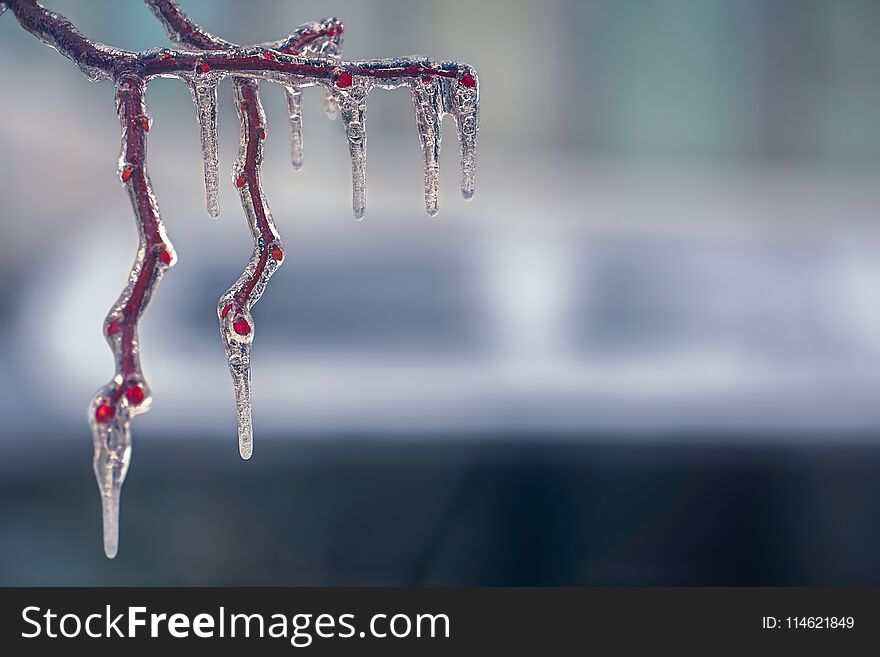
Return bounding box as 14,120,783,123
1,0,880,585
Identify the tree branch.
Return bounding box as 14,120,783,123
3,0,479,558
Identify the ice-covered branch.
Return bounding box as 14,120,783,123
4,0,132,80
3,0,480,557
89,73,175,558
7,0,479,210
146,0,328,458
217,81,281,460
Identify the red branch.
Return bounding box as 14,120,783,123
231,82,276,310
110,73,173,396
6,0,474,84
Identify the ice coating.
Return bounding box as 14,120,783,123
188,73,222,217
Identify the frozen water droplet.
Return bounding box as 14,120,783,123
285,85,304,170
337,84,371,219
189,76,221,218
412,80,443,216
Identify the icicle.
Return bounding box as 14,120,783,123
412,78,443,216
188,75,221,217
335,81,371,219
285,85,304,170
89,395,132,559
89,367,153,557
452,74,479,200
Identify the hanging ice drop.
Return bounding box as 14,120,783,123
188,74,222,217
